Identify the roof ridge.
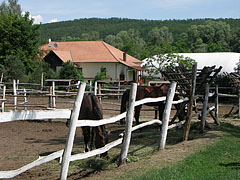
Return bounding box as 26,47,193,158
101,41,120,62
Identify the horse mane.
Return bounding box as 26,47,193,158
89,93,103,120
89,93,109,153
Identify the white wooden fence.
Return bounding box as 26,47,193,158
0,81,188,180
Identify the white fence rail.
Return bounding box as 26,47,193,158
0,81,187,180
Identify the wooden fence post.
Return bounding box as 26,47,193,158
159,81,177,150
183,63,197,141
238,88,240,118
13,80,17,111
1,86,6,112
215,85,219,121
41,72,44,90
200,83,209,133
118,83,137,166
60,82,86,180
52,81,56,109
94,81,97,96
49,86,53,108
23,88,27,110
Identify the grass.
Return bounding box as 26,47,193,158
134,123,240,180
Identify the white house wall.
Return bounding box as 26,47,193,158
79,62,132,81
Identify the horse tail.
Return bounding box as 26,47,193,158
120,89,130,124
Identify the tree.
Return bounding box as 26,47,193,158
29,61,57,84
143,53,196,78
0,0,41,81
230,28,240,52
186,20,232,52
147,26,173,46
105,29,146,59
58,61,83,81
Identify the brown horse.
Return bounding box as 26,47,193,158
120,84,186,125
67,93,110,159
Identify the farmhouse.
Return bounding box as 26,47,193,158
41,41,143,81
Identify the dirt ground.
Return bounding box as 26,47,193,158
0,96,239,180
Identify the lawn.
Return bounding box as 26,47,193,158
135,123,240,180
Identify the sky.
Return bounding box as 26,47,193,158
4,0,240,24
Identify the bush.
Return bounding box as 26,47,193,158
58,61,83,81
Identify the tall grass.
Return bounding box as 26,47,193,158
135,123,240,180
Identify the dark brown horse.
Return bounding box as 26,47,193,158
67,93,110,159
120,84,186,125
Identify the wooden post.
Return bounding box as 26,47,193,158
60,82,86,180
89,80,92,93
200,83,209,133
94,81,97,96
49,86,53,108
118,83,137,166
159,81,177,150
1,86,6,112
0,73,3,90
238,88,240,118
23,88,27,110
52,81,56,109
16,80,19,90
13,80,17,111
98,83,102,101
41,72,44,90
215,85,219,121
118,81,121,99
183,63,197,141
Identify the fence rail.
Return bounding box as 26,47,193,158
0,81,190,179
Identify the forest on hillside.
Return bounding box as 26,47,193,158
40,18,240,59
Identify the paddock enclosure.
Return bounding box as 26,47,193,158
0,70,240,179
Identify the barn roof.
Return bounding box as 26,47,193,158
40,41,143,70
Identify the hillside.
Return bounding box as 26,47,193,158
40,18,240,42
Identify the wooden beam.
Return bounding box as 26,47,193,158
183,63,197,141
159,82,177,150
119,83,137,166
0,109,72,123
60,83,86,180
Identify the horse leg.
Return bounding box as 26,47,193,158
134,105,142,125
82,127,91,152
158,104,165,121
90,127,95,150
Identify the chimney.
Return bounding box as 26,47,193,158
48,39,51,44
123,52,127,61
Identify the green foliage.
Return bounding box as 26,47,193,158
4,54,27,82
94,66,109,82
29,61,57,84
0,0,41,82
143,53,196,78
58,61,83,81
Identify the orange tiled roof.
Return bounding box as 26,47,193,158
40,41,142,69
